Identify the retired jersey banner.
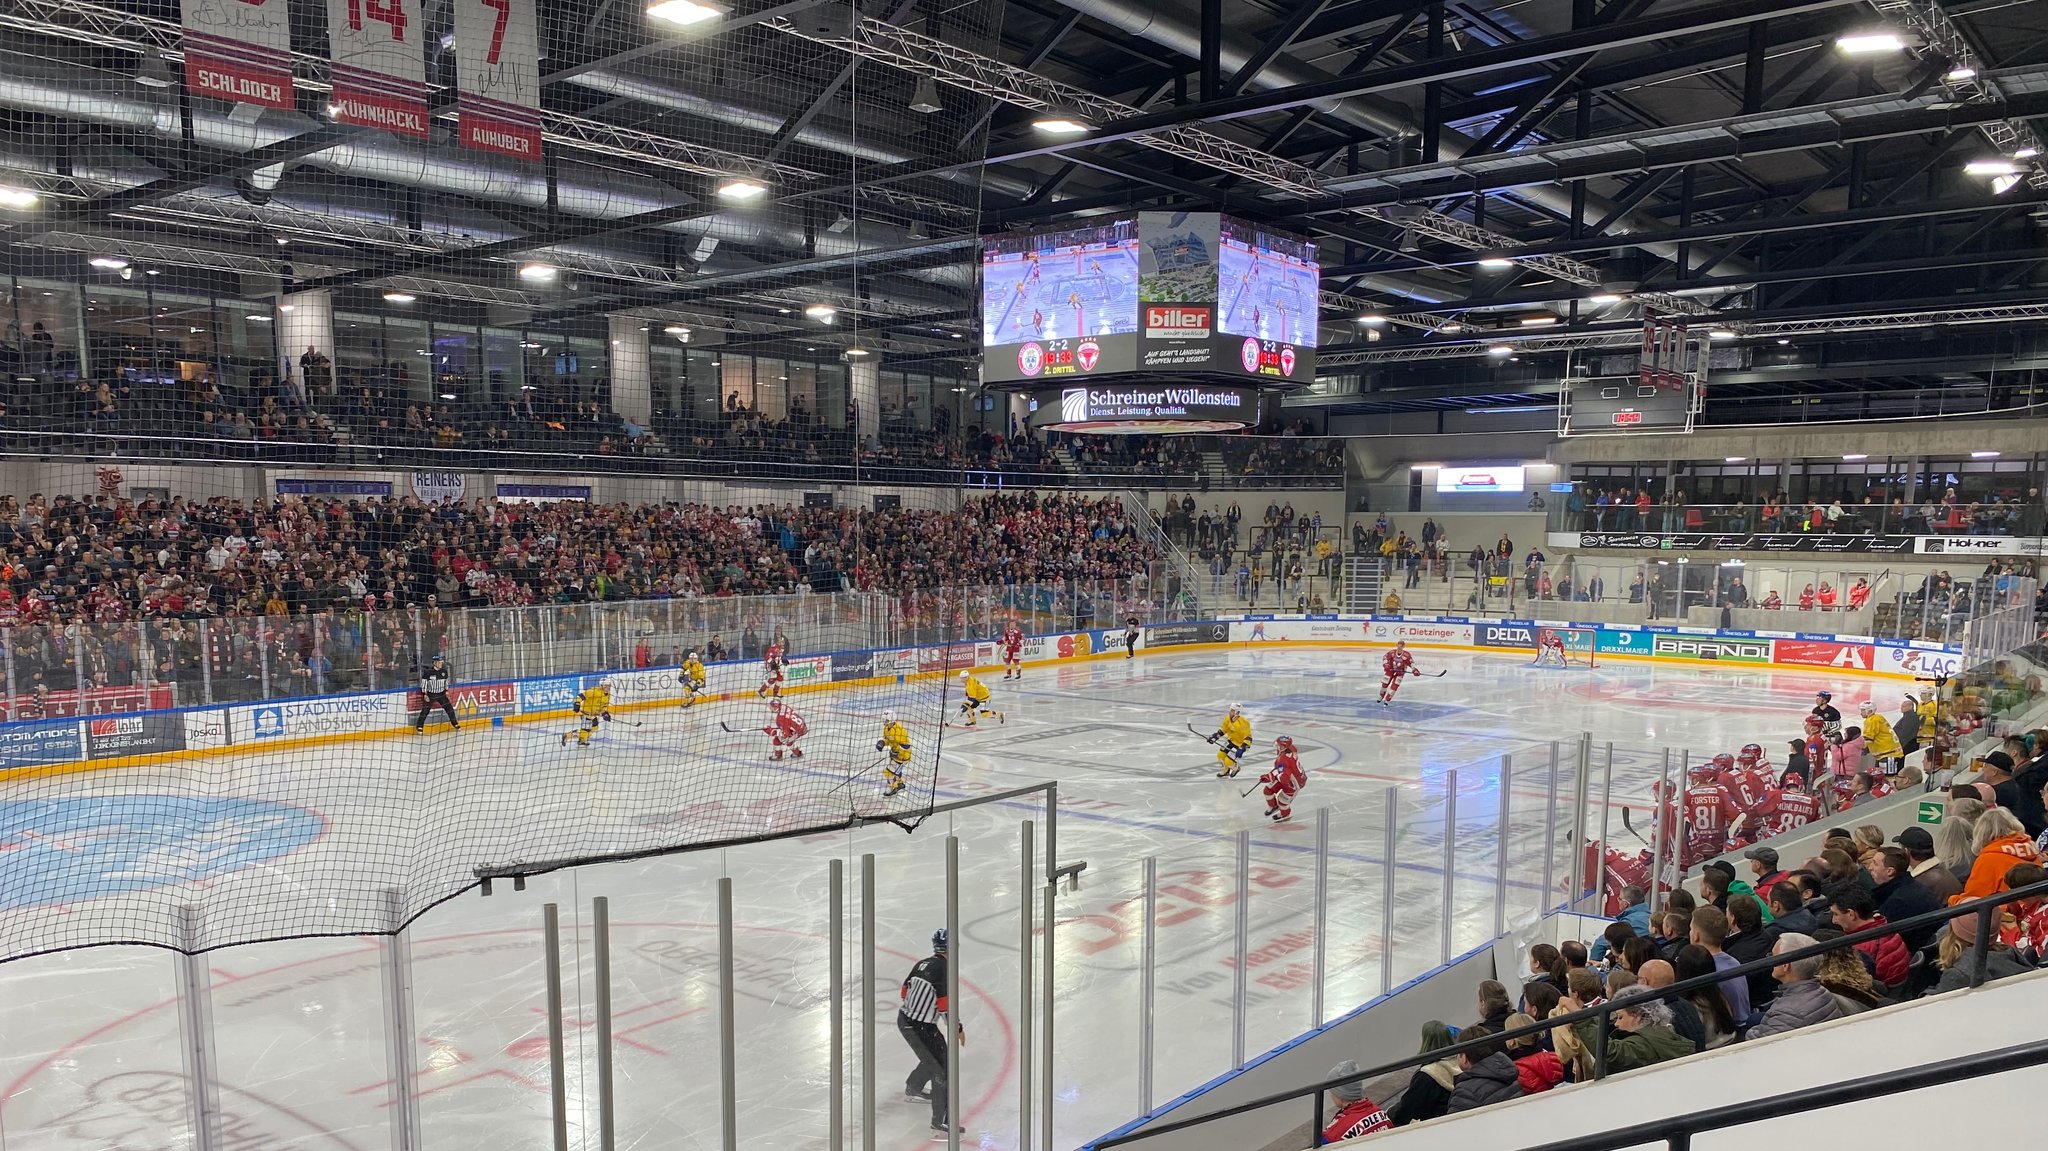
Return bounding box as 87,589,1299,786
181,0,297,110
453,0,543,159
325,0,430,137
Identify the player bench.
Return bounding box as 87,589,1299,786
1053,860,1087,892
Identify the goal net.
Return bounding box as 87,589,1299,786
1533,626,1598,668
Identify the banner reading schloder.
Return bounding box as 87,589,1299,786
180,0,296,110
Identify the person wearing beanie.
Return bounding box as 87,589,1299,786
1931,905,2032,993
1320,1060,1393,1143
1388,1021,1462,1126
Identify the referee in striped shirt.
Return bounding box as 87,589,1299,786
898,928,962,1136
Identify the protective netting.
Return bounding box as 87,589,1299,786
0,457,1208,960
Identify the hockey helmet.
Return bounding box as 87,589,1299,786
882,711,896,725
1395,639,1407,648
932,928,949,953
1803,714,1824,731
1737,742,1764,768
1782,771,1807,789
961,670,972,680
1228,702,1242,716
1688,762,1721,783
1712,752,1735,772
1858,700,1877,715
687,650,699,662
1275,736,1296,753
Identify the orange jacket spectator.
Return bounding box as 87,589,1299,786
1951,811,2042,906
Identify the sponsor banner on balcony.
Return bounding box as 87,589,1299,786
181,0,297,110
85,714,188,759
454,0,543,159
324,0,430,137
1772,639,1875,671
1915,536,2043,555
1566,531,1918,554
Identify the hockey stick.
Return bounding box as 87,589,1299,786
1240,779,1264,798
1416,668,1449,677
827,757,889,795
1186,722,1220,744
1619,807,1651,846
719,721,751,735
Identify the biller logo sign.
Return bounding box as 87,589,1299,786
1144,305,1211,339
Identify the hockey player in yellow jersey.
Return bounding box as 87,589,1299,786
1209,703,1252,777
563,680,612,747
876,713,912,796
681,651,708,706
954,670,1004,727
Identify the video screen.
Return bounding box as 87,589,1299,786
1218,218,1319,348
981,219,1140,348
1435,466,1526,494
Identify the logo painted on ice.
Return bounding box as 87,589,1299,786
0,795,324,910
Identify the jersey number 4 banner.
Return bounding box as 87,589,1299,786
180,0,297,110
325,0,430,137
454,0,543,159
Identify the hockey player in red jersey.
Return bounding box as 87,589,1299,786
1755,773,1825,838
1379,641,1417,704
1260,736,1308,823
763,699,807,760
1683,763,1737,868
1000,619,1025,680
758,641,787,699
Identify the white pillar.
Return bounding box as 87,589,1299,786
609,314,651,423
278,288,334,394
850,356,880,444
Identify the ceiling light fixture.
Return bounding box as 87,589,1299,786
1486,344,1513,356
89,256,129,270
1775,338,1790,345
716,178,768,201
1965,158,2020,176
1478,257,1514,270
518,262,558,282
908,75,943,115
1519,315,1558,327
663,325,690,336
1587,293,1621,306
826,212,852,234
1992,173,2022,196
135,47,175,88
2017,148,2041,160
1835,30,1905,54
1945,66,1977,82
646,0,727,26
1708,327,1736,339
246,314,272,322
383,291,416,303
0,185,39,210
1841,453,1869,461
805,303,837,320
1031,115,1092,135
844,346,872,357
1725,457,1746,463
1356,314,1387,326
1972,450,2001,459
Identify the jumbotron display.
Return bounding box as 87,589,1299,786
981,212,1318,392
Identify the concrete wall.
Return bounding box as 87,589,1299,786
1327,968,2048,1150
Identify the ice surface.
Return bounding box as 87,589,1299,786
0,648,1884,1150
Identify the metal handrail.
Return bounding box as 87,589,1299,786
1091,876,2048,1148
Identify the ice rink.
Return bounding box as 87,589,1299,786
0,646,1895,1151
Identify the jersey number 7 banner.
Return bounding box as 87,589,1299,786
325,0,429,137
180,0,297,111
454,0,543,159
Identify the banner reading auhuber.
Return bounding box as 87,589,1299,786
181,0,297,110
453,0,542,159
325,0,430,137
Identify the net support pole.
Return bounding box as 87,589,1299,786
1232,825,1250,1068
718,877,742,1151
1042,786,1056,1151
593,895,617,1151
946,836,962,1151
1019,822,1035,1151
198,619,215,705
1494,755,1514,939
1568,733,1592,908
1543,741,1561,913
542,903,570,1151
1139,854,1156,1115
1312,805,1329,1028
1440,770,1459,965
175,905,221,1151
381,890,423,1151
1597,742,1616,903
830,859,845,1151
1380,787,1398,993
257,615,271,698
862,853,877,1151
